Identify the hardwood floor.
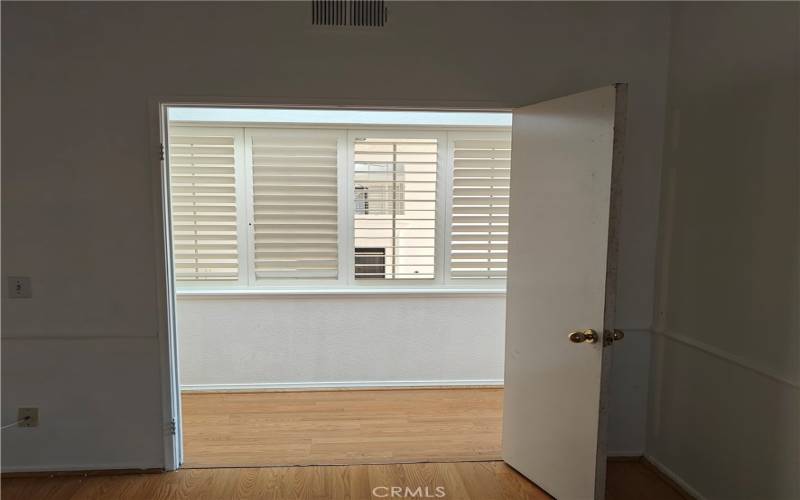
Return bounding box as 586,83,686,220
0,389,691,499
182,389,503,467
0,461,689,499
606,460,694,500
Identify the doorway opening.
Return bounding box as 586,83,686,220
163,106,514,468
158,86,626,500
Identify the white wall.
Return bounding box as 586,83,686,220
2,2,670,471
177,294,505,390
648,3,800,499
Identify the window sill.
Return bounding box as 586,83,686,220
175,288,506,299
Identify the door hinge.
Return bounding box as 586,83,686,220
168,418,176,435
159,143,165,161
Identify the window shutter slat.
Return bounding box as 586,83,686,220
450,138,512,280
250,131,339,279
354,137,438,280
169,132,240,281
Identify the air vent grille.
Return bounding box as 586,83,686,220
312,0,387,27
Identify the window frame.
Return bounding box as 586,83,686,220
168,121,511,292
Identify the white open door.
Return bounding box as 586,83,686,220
502,85,626,500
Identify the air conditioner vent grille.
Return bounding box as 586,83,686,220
312,0,387,27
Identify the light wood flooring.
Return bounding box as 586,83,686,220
0,460,690,500
182,388,503,467
0,388,691,499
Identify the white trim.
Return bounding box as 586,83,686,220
168,107,512,127
154,96,517,112
1,334,158,340
653,328,800,389
152,97,527,477
241,127,256,287
606,452,644,459
175,288,506,299
434,132,448,285
443,131,455,283
644,454,708,500
337,131,349,284
172,120,511,134
181,379,504,392
151,101,181,471
344,130,356,286
0,462,163,474
234,127,251,286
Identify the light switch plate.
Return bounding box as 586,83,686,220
7,276,32,298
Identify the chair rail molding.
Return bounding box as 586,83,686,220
652,328,799,390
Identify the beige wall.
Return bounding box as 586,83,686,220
648,3,800,499
1,2,669,470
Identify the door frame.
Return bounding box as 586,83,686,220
149,89,627,472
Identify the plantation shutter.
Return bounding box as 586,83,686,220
169,128,240,281
353,137,438,279
249,130,340,279
450,137,512,279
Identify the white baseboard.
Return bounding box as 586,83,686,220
181,379,504,392
1,462,162,474
644,454,706,500
607,450,644,459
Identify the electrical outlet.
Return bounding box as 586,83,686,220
8,276,32,299
17,408,38,427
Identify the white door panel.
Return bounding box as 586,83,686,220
503,85,625,500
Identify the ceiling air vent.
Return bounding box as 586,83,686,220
311,0,388,27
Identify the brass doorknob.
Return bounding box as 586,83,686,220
568,329,599,344
602,329,626,346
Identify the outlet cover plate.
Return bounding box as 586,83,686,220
18,408,38,427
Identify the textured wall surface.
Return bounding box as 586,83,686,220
177,295,506,389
